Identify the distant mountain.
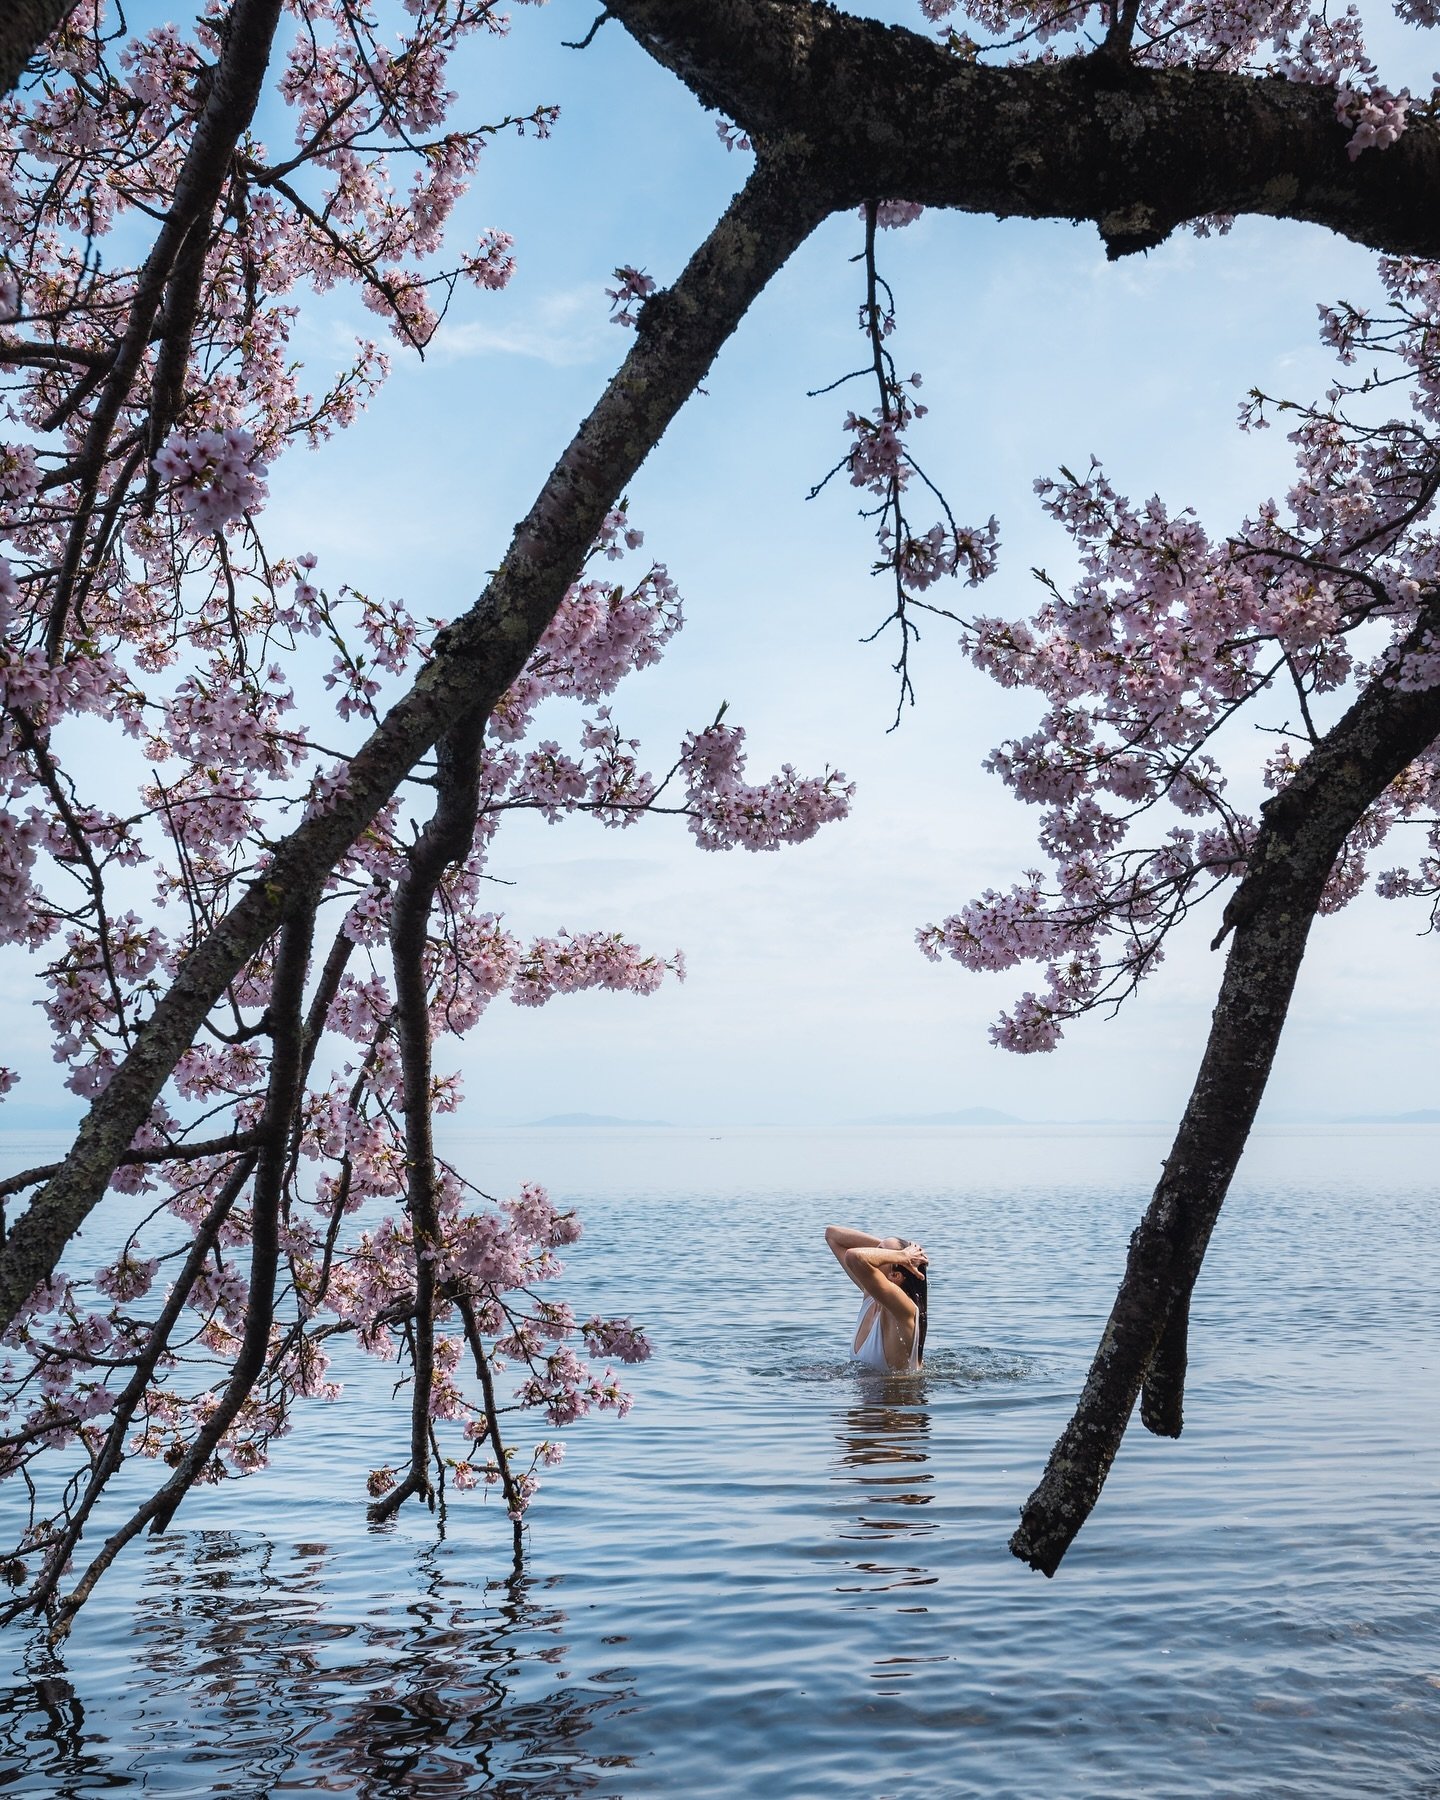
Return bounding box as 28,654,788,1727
861,1107,1025,1127
1338,1109,1440,1124
527,1112,672,1127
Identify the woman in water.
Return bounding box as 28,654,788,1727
824,1226,928,1371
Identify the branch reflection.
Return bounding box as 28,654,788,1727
0,1531,635,1797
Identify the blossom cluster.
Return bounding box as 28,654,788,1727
152,429,269,534
606,265,658,327
922,253,1440,1048
680,724,854,852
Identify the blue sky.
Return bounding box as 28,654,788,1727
4,0,1436,1127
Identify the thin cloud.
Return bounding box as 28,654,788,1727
439,286,616,367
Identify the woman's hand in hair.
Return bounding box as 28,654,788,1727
844,1244,921,1276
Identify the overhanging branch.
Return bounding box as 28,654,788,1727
0,1,81,101
0,153,830,1334
609,0,1440,260
1010,600,1440,1576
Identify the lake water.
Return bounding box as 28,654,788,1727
0,1124,1437,1798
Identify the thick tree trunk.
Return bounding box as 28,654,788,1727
0,1,78,100
610,0,1440,260
1010,618,1440,1576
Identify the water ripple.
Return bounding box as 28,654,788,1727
2,1126,1439,1796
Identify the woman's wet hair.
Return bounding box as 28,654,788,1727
895,1255,928,1365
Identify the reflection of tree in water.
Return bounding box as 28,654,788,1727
0,1651,96,1797
0,1531,635,1797
831,1391,938,1604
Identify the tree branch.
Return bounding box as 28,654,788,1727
0,1129,262,1206
608,0,1440,260
0,154,829,1335
368,723,486,1523
49,907,315,1627
457,1290,525,1571
1010,603,1440,1576
0,1,80,101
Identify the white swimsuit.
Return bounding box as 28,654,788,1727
853,1297,920,1372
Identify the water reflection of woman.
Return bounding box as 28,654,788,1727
824,1225,928,1371
836,1400,937,1549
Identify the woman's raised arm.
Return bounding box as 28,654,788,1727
842,1244,921,1328
823,1224,886,1268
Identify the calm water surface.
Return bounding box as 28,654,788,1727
0,1124,1437,1798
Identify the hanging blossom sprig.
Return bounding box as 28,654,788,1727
809,198,998,720
921,251,1440,1051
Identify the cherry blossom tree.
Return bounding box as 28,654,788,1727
921,303,1440,1571
0,0,854,1632
1,0,1439,1624
609,0,1440,1574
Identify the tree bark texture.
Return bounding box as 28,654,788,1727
1010,620,1440,1576
610,0,1440,260
0,0,79,100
